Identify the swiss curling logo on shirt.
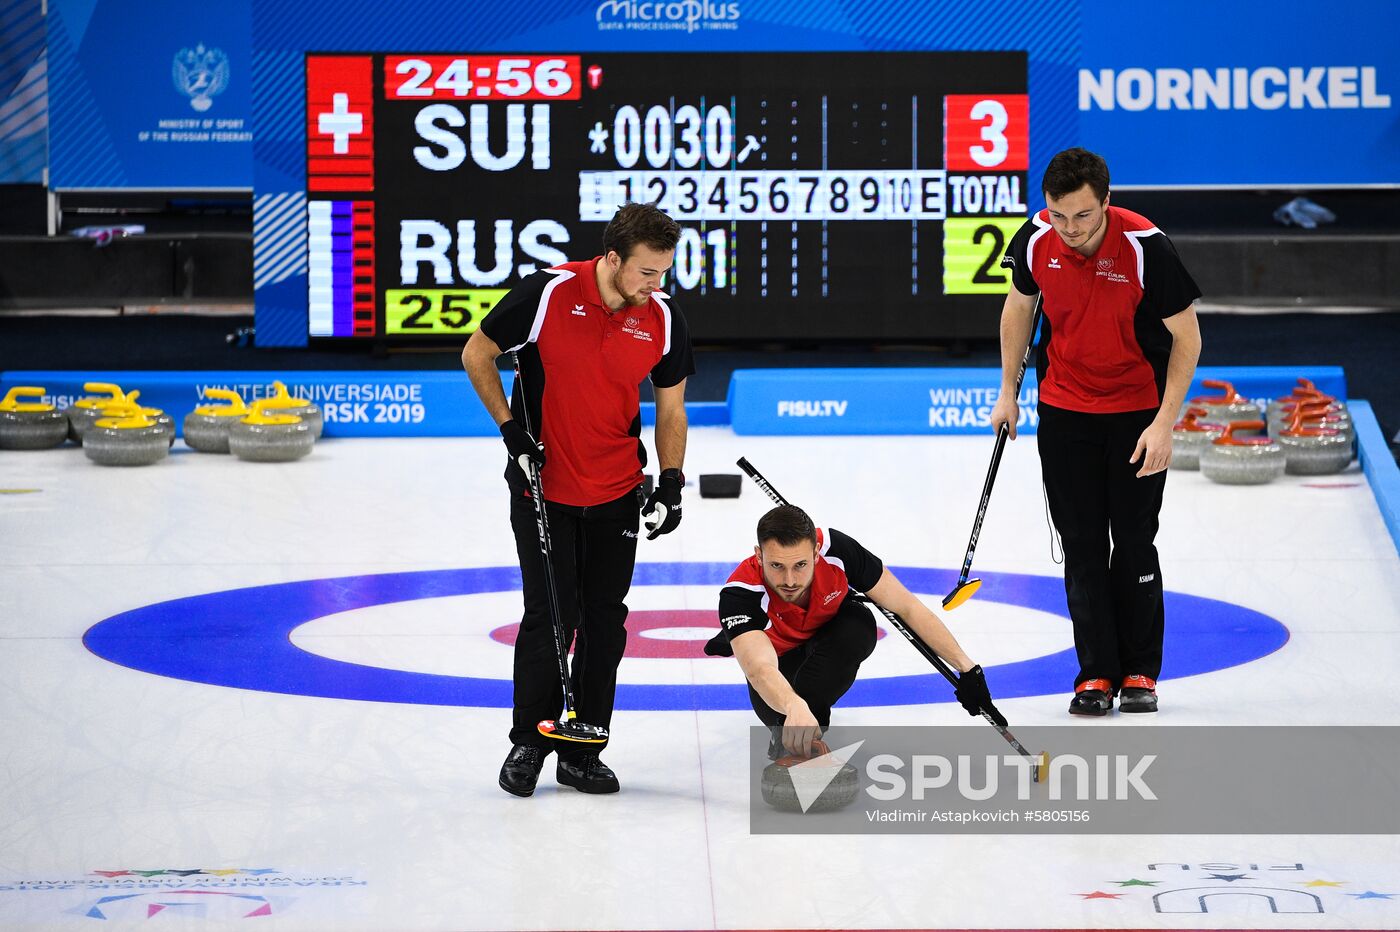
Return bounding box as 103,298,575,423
1096,256,1129,284
621,313,654,342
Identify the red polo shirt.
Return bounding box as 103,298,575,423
717,527,884,657
1002,206,1201,414
481,258,694,506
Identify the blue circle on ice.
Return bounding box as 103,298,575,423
82,563,1288,710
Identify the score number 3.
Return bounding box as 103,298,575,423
943,95,1028,171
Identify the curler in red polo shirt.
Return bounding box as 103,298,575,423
480,257,695,507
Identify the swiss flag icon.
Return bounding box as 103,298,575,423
943,94,1028,172
306,55,374,192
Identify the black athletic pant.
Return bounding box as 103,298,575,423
507,485,640,756
1037,402,1166,689
747,598,878,728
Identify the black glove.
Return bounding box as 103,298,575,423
954,664,1007,727
703,632,733,657
500,420,544,476
641,468,683,540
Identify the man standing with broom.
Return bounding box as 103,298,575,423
463,203,693,796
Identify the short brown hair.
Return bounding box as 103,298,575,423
602,202,680,260
1042,147,1110,202
757,505,817,548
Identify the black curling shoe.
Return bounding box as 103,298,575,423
557,753,620,794
1068,678,1114,716
498,744,548,797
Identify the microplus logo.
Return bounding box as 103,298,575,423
596,0,740,32
1080,66,1391,111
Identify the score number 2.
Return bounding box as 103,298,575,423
942,218,1023,295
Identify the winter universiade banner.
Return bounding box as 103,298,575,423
0,366,1346,438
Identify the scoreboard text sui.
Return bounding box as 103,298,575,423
303,52,1029,341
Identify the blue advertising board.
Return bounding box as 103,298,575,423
727,366,1347,435
1079,0,1399,188
47,0,252,188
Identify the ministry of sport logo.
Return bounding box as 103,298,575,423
596,0,740,32
172,43,230,112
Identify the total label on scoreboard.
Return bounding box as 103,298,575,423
302,52,1028,341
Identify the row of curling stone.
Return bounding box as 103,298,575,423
0,381,322,465
0,384,174,454
183,382,322,458
1172,382,1354,483
184,382,321,462
1266,378,1353,446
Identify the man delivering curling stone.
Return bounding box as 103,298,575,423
705,504,1004,758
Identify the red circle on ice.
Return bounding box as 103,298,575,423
490,609,887,658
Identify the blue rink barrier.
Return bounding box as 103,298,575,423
1352,400,1400,557
0,370,728,438
728,366,1347,436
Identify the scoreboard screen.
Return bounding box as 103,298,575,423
304,52,1028,342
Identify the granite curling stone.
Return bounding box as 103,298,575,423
1269,398,1352,442
83,414,170,466
182,388,250,454
1200,421,1285,485
97,392,176,447
229,402,315,463
0,386,69,450
259,381,323,439
62,382,125,442
1265,378,1327,424
1276,408,1352,476
1187,378,1261,427
1169,407,1224,471
760,740,860,813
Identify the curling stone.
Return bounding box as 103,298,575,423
83,414,170,466
0,386,69,449
228,401,316,463
1265,378,1325,424
760,740,859,813
1169,407,1224,471
1269,398,1351,439
95,392,175,447
1276,408,1353,476
259,381,323,439
640,474,655,498
1187,379,1261,426
1200,421,1285,485
699,474,743,498
62,382,125,442
182,389,250,454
